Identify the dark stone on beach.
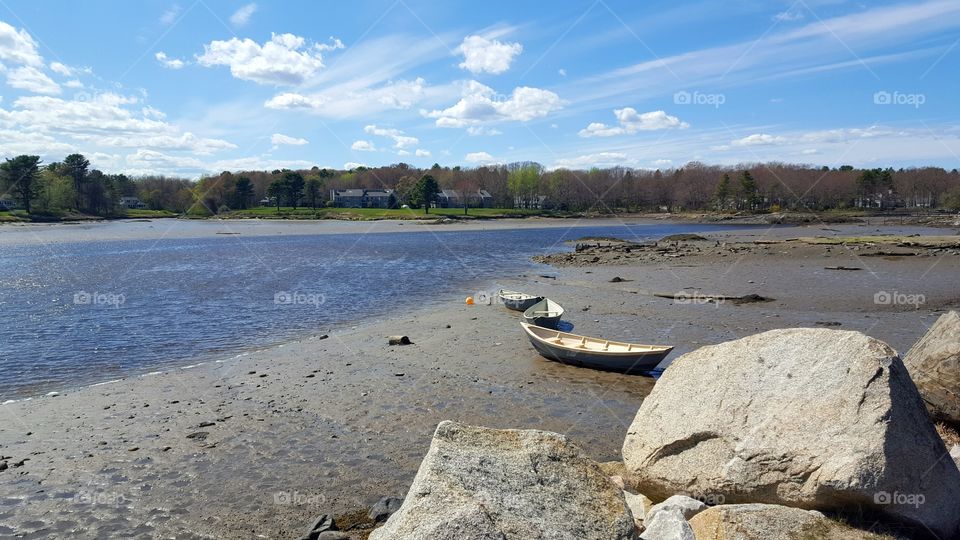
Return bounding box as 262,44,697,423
661,233,709,242
609,276,632,282
0,462,7,472
185,431,208,440
318,334,329,340
731,294,774,304
12,459,28,467
198,421,215,428
306,373,315,378
815,321,842,327
128,447,139,452
388,335,411,345
369,496,404,523
394,373,405,377
300,514,336,540
248,371,256,375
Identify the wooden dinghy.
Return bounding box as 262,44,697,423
521,298,565,329
498,289,544,312
520,322,673,373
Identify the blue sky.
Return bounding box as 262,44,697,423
0,0,958,177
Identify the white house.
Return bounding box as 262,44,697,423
119,196,146,209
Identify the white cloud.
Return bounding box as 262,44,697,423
731,133,786,146
553,152,629,169
351,140,376,151
801,148,819,155
50,62,72,76
343,161,366,169
265,77,428,117
196,33,325,85
160,4,182,25
415,149,431,157
364,124,418,148
558,68,567,77
652,158,673,167
271,133,308,146
457,34,522,74
64,79,84,88
0,21,43,67
229,3,257,27
7,66,61,95
155,51,186,69
465,151,498,164
579,108,688,137
466,126,502,136
127,148,204,170
424,80,562,128
315,37,345,51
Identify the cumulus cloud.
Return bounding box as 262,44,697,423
196,33,326,85
7,66,61,95
415,149,431,157
457,34,522,74
364,124,418,148
465,151,498,164
155,51,186,69
466,126,502,136
229,3,257,27
351,140,376,151
0,21,44,66
264,92,324,109
554,152,629,169
271,133,308,146
64,79,84,89
424,80,562,128
343,161,367,170
731,133,786,146
315,37,345,51
579,108,688,137
49,62,72,76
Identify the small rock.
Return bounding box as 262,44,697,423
186,431,209,440
647,495,707,522
128,447,139,452
640,508,694,540
388,335,412,345
318,334,329,340
198,421,216,428
394,373,405,377
623,491,652,528
305,374,315,378
301,514,335,540
369,496,404,523
0,462,7,472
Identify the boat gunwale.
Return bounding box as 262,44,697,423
520,322,671,356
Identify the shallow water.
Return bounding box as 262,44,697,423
0,222,758,398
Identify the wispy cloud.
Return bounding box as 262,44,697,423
229,3,257,27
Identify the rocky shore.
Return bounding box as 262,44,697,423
1,221,958,538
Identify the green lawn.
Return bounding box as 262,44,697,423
222,206,559,220
121,209,179,218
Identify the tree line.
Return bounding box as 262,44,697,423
3,153,960,217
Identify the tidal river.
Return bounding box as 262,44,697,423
0,219,756,399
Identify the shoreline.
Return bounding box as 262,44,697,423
2,221,959,538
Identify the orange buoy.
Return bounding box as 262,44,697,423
465,296,475,305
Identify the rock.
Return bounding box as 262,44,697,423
370,421,635,540
688,504,886,540
388,335,411,345
368,496,403,523
0,462,7,472
639,508,693,540
646,495,706,522
951,445,960,471
300,514,335,540
198,421,216,428
622,328,960,538
623,491,652,529
903,311,960,426
185,431,209,440
610,276,632,283
315,533,349,540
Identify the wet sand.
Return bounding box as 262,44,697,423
1,221,958,538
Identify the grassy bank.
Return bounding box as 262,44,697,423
0,208,179,223
220,206,565,220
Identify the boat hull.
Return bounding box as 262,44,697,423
527,337,669,372
500,294,543,312
521,299,565,329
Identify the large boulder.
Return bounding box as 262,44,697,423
622,328,960,538
903,311,960,426
370,421,637,540
688,503,887,540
